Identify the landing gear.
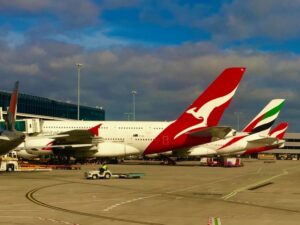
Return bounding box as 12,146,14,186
160,155,176,165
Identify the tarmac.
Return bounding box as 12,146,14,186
0,159,299,225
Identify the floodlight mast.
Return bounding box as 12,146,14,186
76,63,83,120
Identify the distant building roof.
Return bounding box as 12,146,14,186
0,90,105,121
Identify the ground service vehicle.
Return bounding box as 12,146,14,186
223,157,243,167
85,170,145,179
85,170,112,179
0,151,19,172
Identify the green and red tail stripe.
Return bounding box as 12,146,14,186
243,99,285,134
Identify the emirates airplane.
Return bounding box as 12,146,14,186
240,122,288,155
187,99,286,157
19,67,246,159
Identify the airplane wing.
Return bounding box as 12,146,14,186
28,144,95,151
29,134,70,139
53,124,102,145
187,126,233,139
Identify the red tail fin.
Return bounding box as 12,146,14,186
173,67,246,139
7,81,19,131
269,122,288,140
144,67,246,154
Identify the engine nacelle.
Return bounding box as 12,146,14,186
16,149,37,160
93,142,140,157
24,137,54,155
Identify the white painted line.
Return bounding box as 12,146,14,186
256,167,262,173
165,185,200,193
222,169,288,200
103,194,161,212
102,170,270,212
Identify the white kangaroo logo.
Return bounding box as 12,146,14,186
174,87,238,139
186,107,205,121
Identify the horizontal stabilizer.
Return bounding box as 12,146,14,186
247,137,280,145
187,126,233,139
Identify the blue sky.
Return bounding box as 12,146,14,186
0,0,300,131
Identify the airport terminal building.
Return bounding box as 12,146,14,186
0,90,105,121
270,133,300,157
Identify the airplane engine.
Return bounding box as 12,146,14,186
24,137,54,155
15,149,37,160
93,142,140,157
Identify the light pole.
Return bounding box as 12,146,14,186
234,112,243,130
124,112,132,121
76,63,83,120
131,90,137,121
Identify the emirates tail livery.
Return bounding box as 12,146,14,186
188,99,285,156
21,67,246,158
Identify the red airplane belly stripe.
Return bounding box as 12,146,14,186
218,135,248,150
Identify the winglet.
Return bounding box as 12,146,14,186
269,122,288,140
89,124,101,136
6,81,19,131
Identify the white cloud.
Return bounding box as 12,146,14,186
205,0,300,41
50,30,131,49
0,40,299,130
11,63,40,75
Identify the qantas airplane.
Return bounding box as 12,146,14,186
0,81,25,156
186,99,285,157
19,67,246,159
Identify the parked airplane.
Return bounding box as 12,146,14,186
186,99,285,157
16,125,100,158
20,67,246,159
240,122,288,155
0,81,25,156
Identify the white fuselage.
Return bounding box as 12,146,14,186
23,120,171,157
